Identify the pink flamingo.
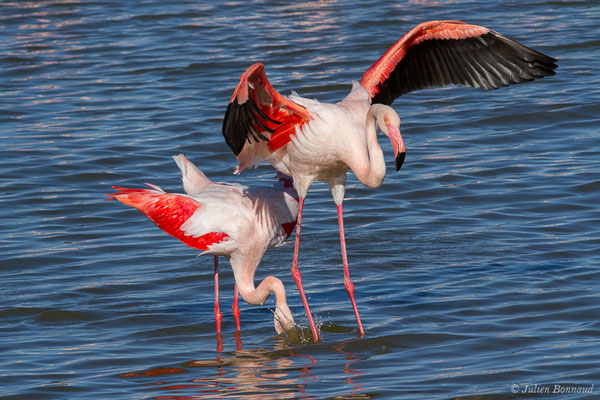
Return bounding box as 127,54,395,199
108,154,300,335
221,20,557,341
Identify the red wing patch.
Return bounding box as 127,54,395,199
109,186,229,251
281,221,297,240
222,63,311,157
179,231,229,251
267,112,305,152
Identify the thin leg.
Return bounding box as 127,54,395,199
337,204,365,336
291,197,319,341
214,256,222,334
232,284,241,331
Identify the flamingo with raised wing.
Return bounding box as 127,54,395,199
108,154,300,336
221,20,557,341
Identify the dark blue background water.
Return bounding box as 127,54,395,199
2,1,599,399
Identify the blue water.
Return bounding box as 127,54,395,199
2,1,599,399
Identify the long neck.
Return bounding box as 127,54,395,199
230,254,286,307
231,257,295,332
353,111,386,189
249,276,287,307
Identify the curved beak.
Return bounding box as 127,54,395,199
387,124,406,171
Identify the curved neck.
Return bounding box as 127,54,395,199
352,110,386,189
254,276,287,306
232,263,295,333
231,256,287,307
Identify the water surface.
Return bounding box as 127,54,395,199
2,1,599,399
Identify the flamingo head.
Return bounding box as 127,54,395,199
273,303,296,334
372,104,406,171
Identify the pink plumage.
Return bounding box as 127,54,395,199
109,154,300,336
221,20,556,341
108,186,229,251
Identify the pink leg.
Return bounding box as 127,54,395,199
337,204,365,336
291,197,319,341
232,284,241,331
214,256,222,334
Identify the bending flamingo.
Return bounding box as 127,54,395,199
221,20,557,341
108,154,300,335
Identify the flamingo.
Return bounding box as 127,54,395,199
107,154,300,336
221,20,557,341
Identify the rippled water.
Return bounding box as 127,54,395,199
2,1,599,399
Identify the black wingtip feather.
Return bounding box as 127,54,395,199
222,102,244,156
372,30,557,105
222,98,281,157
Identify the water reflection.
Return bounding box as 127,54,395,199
333,341,365,395
120,331,369,399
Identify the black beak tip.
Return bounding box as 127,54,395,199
395,151,406,171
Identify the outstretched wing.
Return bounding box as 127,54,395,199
360,21,558,105
222,63,311,171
